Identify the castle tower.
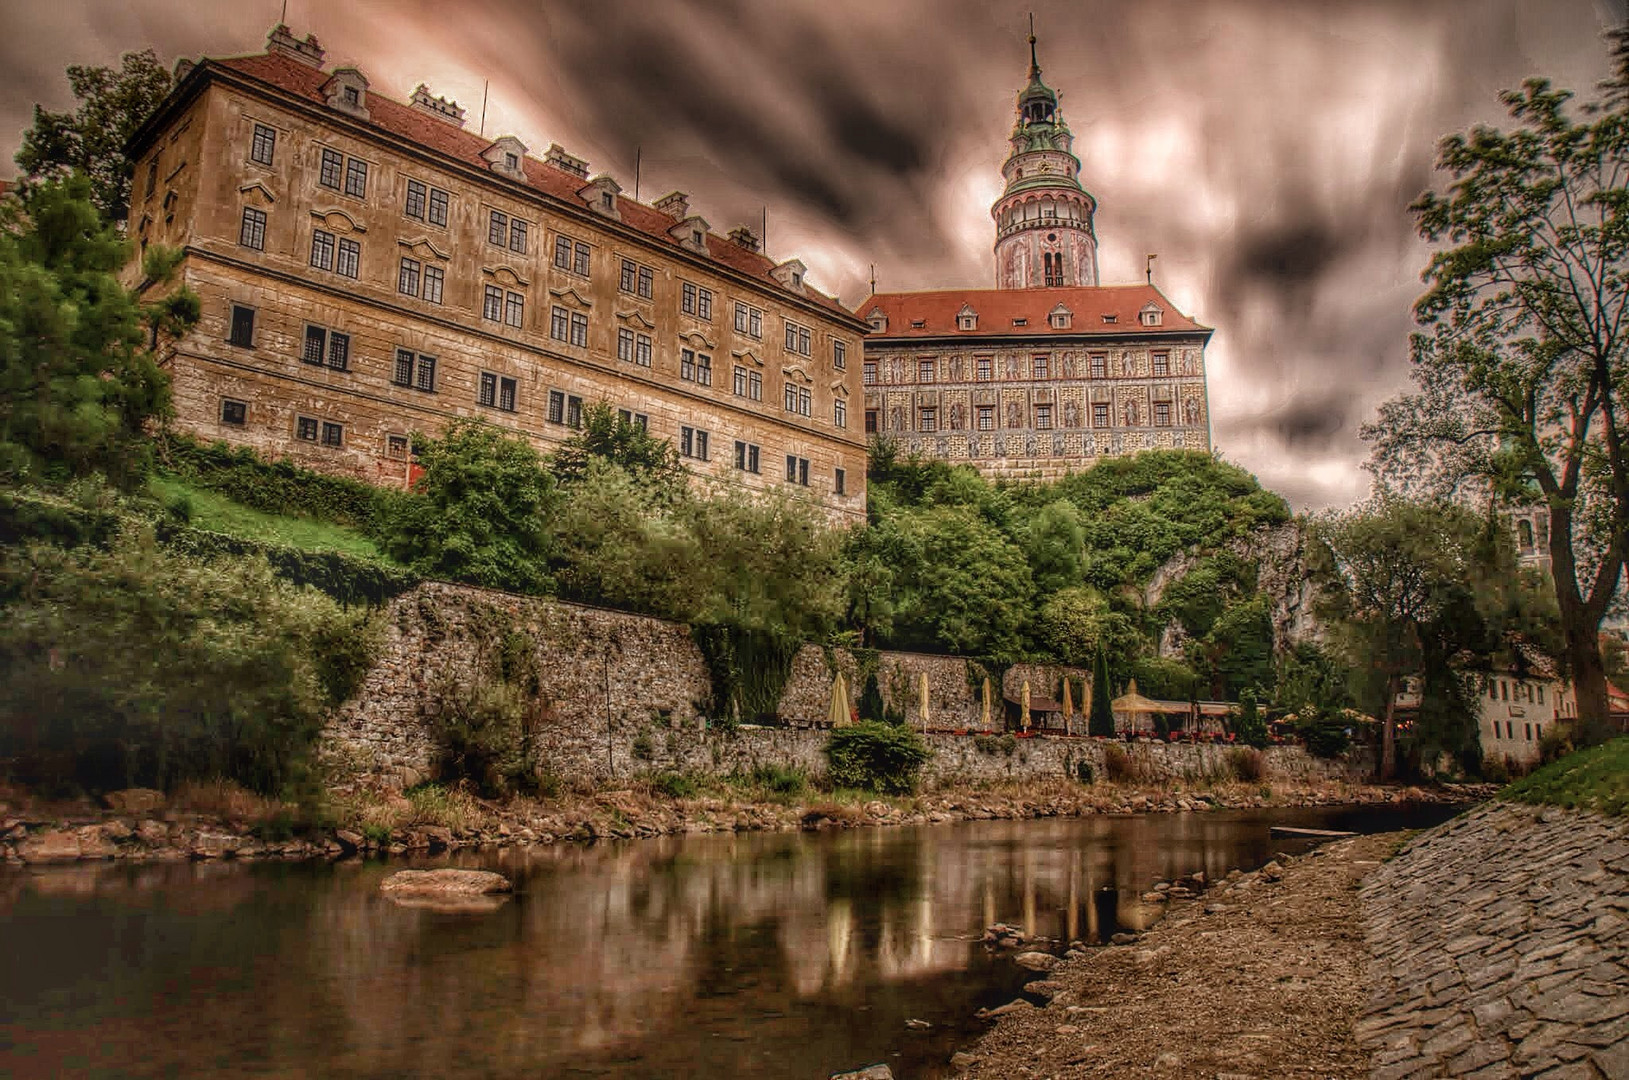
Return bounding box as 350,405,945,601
992,24,1098,289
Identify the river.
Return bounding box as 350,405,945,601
0,804,1458,1078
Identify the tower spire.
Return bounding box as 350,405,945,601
1028,13,1039,78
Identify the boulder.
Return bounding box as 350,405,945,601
1260,860,1284,882
830,1067,893,1080
379,868,511,897
105,788,165,815
1013,951,1058,972
76,825,118,859
18,829,81,862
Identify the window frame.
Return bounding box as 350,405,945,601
227,304,256,348
239,205,268,252
318,148,343,190
485,285,505,322
422,265,444,305
404,178,426,220
343,158,368,199
250,123,277,166
335,237,360,279
220,398,247,426
321,420,344,448
310,228,335,271
398,256,421,297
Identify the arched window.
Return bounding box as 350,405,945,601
1518,518,1535,551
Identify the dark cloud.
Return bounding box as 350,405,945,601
0,0,1616,508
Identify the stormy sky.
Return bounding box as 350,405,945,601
1,0,1620,509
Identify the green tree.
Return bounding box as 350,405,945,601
550,459,703,618
1089,648,1116,737
0,175,195,488
1365,39,1629,746
1189,595,1276,701
1037,586,1141,666
1022,498,1086,594
384,420,553,593
548,401,685,495
15,50,172,223
1231,687,1268,748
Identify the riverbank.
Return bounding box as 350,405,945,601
0,776,1484,864
952,797,1629,1079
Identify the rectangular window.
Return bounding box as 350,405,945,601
319,148,343,189
683,281,697,315
835,467,846,496
681,281,713,317
735,302,763,338
387,434,410,460
615,408,648,431
303,325,326,366
918,359,935,383
785,322,812,356
834,399,847,428
237,206,265,250
550,305,569,340
221,398,247,426
919,407,937,433
344,159,367,199
1153,352,1171,377
620,259,637,293
478,372,496,407
567,395,583,428
698,288,712,320
682,349,696,383
509,218,528,253
635,334,652,367
1525,723,1533,741
1035,404,1053,430
422,265,444,304
322,421,344,448
863,361,877,386
428,187,449,227
505,291,526,329
784,383,797,413
336,237,360,279
228,305,255,347
833,340,847,370
865,409,878,434
1538,686,1545,704
297,416,319,441
1033,354,1049,379
1089,353,1107,378
310,228,335,271
548,390,565,424
680,426,710,461
977,406,994,431
638,266,653,299
1093,402,1109,428
489,210,508,246
415,354,436,393
786,454,799,483
1154,401,1172,427
398,257,421,297
734,440,760,473
393,348,414,387
733,366,748,397
499,377,517,412
326,331,350,371
618,327,635,363
250,123,276,166
1488,680,1498,701
485,285,505,323
405,179,426,220
977,356,993,381
572,241,591,277
569,310,588,346
554,235,572,269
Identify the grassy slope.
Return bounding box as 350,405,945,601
149,476,390,561
1500,737,1629,816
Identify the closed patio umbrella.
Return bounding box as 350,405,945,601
1021,680,1032,732
828,670,849,727
1062,677,1075,736
918,671,931,732
981,676,993,732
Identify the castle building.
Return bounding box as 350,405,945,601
860,32,1212,480
123,26,867,518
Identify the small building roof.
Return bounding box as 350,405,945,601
859,284,1209,339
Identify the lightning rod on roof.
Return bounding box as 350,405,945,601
1146,253,1158,284
479,80,489,138
634,147,641,202
869,264,876,295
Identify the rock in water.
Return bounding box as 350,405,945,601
380,868,511,895
1013,951,1058,971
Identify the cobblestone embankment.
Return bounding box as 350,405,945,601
1357,802,1629,1080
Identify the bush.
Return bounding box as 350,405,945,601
1295,710,1353,758
1230,688,1269,748
423,679,538,798
0,489,123,549
652,771,700,799
1101,744,1136,783
747,763,808,796
160,434,401,534
1074,758,1095,784
974,733,1017,756
823,721,931,794
1229,747,1267,782
160,524,417,607
0,533,373,796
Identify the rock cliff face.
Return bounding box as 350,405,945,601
1143,521,1325,659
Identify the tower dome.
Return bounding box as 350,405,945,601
992,24,1099,288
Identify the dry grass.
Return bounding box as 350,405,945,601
170,779,291,823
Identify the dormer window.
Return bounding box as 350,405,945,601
1012,317,1028,327
602,191,614,209
910,319,926,328
482,136,529,182
956,304,978,331
344,86,359,106
1102,314,1118,324
867,309,887,333
322,68,370,119
581,175,622,219
692,230,704,246
1140,304,1163,327
506,153,518,171
1048,305,1072,329
770,258,807,293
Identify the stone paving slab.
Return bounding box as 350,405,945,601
1358,802,1629,1079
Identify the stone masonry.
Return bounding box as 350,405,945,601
325,581,1373,790
1356,802,1629,1080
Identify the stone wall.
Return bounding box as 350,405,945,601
324,582,1372,789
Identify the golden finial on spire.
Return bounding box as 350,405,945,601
1028,13,1039,77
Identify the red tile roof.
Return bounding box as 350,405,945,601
200,51,854,319
856,284,1209,338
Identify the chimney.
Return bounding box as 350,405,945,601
654,191,689,218
173,58,195,81
544,143,589,180
727,225,761,253
408,84,466,128
267,24,326,68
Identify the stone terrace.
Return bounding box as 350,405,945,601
1357,802,1629,1079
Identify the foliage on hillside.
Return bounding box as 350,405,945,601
1501,737,1629,816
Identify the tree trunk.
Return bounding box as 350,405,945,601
1566,617,1615,747
1381,673,1399,780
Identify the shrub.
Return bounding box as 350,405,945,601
1074,759,1095,784
748,763,808,796
160,434,401,534
159,524,417,607
1230,688,1269,748
652,771,700,799
823,721,931,794
1101,744,1136,783
1229,747,1267,782
423,679,537,798
0,533,370,796
631,731,656,762
974,733,1018,757
1538,723,1575,766
1295,710,1353,759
